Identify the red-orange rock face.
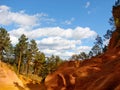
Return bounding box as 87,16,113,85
45,4,120,90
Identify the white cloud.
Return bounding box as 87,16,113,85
76,46,92,53
85,1,90,8
9,26,97,40
0,5,53,27
10,35,18,45
42,49,57,55
0,5,9,11
38,36,80,50
103,39,110,46
42,48,75,59
72,27,96,39
40,45,91,59
0,5,40,26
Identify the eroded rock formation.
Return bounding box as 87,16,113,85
45,2,120,90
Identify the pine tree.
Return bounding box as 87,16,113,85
16,34,28,74
78,52,89,60
33,51,45,75
26,39,39,75
6,44,15,64
104,29,113,40
103,17,115,51
0,28,11,60
88,51,93,58
91,44,101,56
92,35,103,55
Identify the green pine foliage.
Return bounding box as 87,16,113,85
0,27,11,60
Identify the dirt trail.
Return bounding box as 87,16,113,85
26,83,46,90
0,62,46,90
0,62,25,90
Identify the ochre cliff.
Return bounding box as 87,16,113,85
108,5,120,51
44,4,120,90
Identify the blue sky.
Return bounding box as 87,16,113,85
0,0,115,59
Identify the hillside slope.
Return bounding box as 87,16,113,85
45,53,120,90
0,62,25,90
0,62,47,90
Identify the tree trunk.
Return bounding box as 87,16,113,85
17,51,22,74
26,60,30,75
0,51,2,60
33,63,37,75
0,49,3,61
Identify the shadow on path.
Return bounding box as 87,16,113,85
14,82,25,90
26,82,46,90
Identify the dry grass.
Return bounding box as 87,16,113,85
19,74,42,85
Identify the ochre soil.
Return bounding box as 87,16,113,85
45,50,120,90
0,62,46,90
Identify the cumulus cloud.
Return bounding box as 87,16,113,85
0,5,54,27
42,49,75,59
38,37,80,50
9,26,97,40
0,5,40,26
103,39,110,46
10,35,18,45
85,1,90,8
76,46,92,53
39,45,91,59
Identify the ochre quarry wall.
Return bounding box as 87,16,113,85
44,4,120,90
108,5,120,51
